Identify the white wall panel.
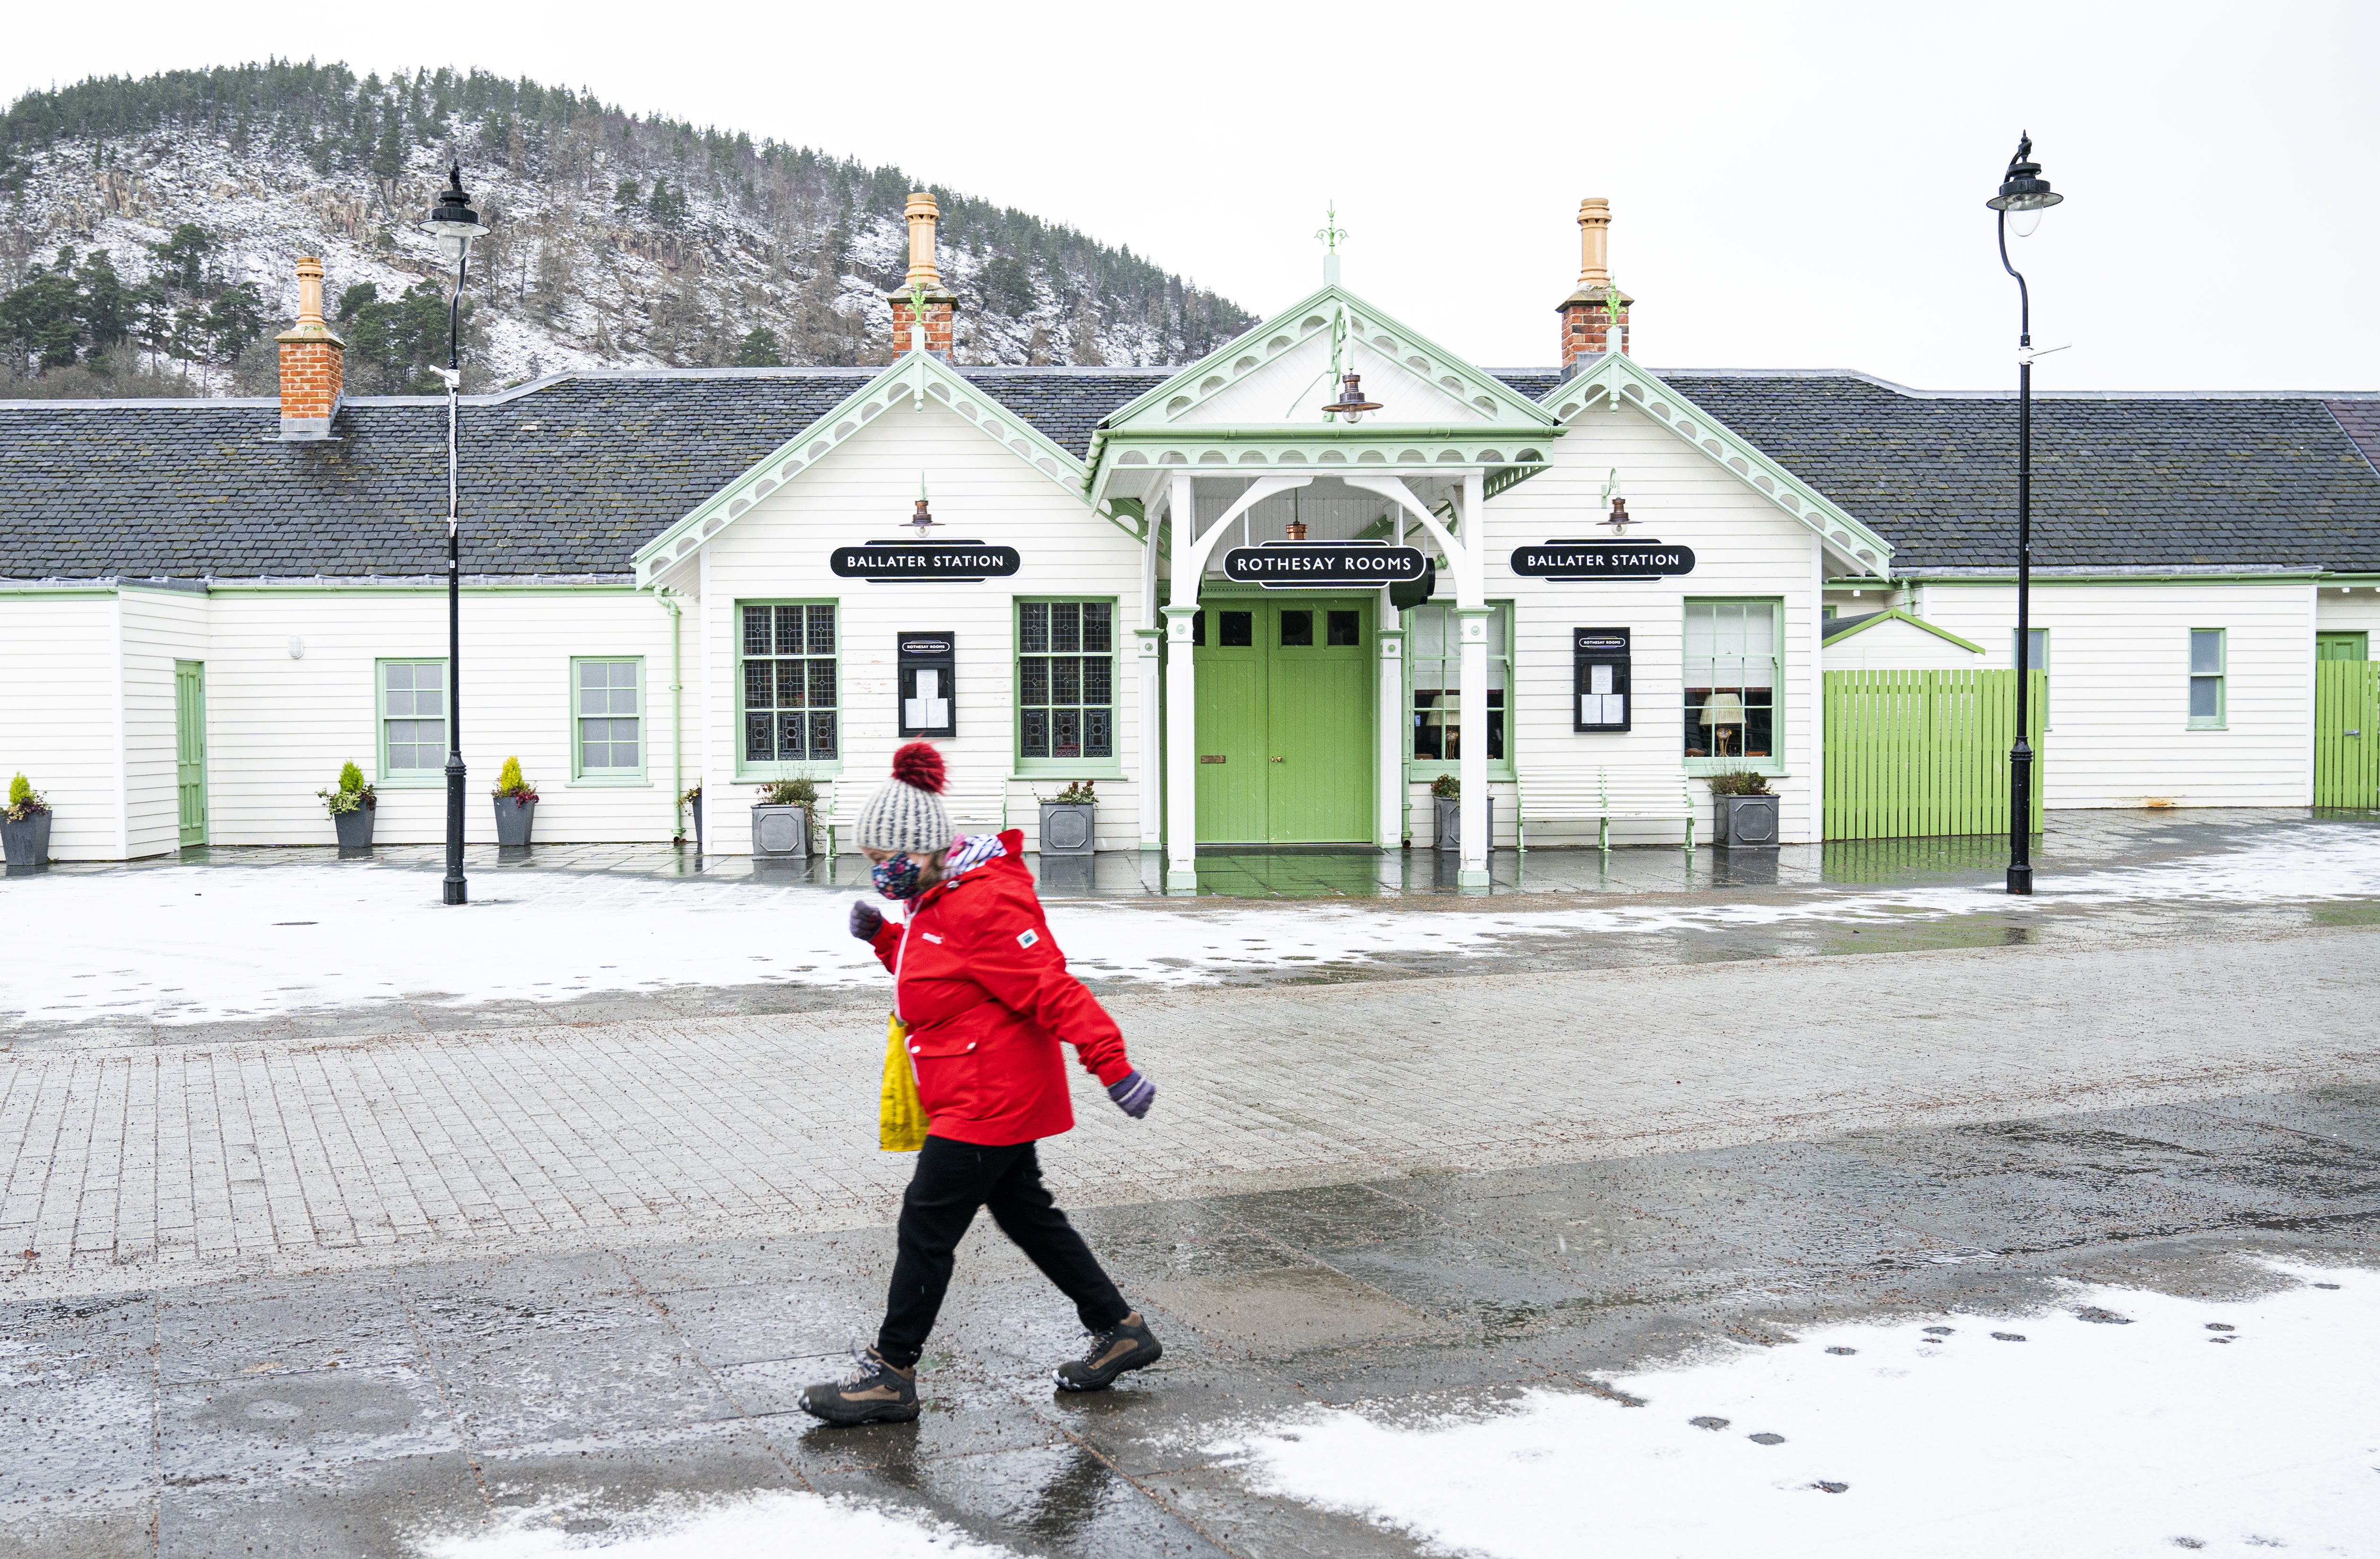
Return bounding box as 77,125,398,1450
1483,403,1826,844
1822,616,1987,671
696,398,1149,855
1922,581,2316,809
2314,587,2380,650
0,592,126,860
117,586,210,857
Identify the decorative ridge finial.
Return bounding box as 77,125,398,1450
1315,200,1348,285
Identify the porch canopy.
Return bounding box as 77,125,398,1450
1085,284,1564,888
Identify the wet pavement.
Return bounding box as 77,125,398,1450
4,1083,2375,1557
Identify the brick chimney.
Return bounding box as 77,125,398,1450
275,256,344,439
1557,198,1633,375
887,191,957,359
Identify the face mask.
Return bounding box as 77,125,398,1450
871,853,925,901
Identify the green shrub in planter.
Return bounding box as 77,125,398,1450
1426,773,1487,853
491,756,539,846
2,773,51,869
318,761,378,853
680,783,704,851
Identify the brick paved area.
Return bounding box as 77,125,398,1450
5,926,2373,1302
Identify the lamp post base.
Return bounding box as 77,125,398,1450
2005,863,2033,896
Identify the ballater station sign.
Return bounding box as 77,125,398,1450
830,541,1022,582
1222,541,1429,589
1509,539,1698,581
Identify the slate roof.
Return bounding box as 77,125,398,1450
6,363,2379,581
1659,372,2380,575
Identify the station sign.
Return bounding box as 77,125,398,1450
831,541,1021,582
1222,541,1429,589
1510,539,1697,581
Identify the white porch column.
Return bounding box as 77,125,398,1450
1135,490,1165,848
1453,472,1491,887
1161,472,1200,891
1376,619,1405,848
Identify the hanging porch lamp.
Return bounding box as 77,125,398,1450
1321,372,1383,422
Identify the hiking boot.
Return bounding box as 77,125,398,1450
800,1346,920,1426
1054,1312,1162,1392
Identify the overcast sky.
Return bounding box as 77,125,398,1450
13,0,2374,390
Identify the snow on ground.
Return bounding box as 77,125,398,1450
1213,1264,2380,1559
415,1490,1016,1558
11,825,2378,1026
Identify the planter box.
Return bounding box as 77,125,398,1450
1716,793,1780,847
689,794,705,853
2,812,52,870
751,803,810,859
493,795,537,847
333,806,375,855
1038,802,1095,858
1433,795,1493,853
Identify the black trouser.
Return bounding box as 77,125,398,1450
875,1135,1129,1370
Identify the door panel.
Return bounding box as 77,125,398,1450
1265,600,1373,843
174,660,207,846
1193,617,1267,844
2317,632,2369,662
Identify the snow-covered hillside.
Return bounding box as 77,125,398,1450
0,65,1251,393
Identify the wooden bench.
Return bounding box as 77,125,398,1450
1515,767,1699,853
820,781,1008,858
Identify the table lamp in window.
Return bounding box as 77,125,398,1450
1699,691,1747,757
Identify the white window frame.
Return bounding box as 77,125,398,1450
571,656,647,784
1684,598,1784,776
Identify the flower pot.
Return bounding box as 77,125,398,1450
1433,795,1491,853
333,806,375,855
1716,792,1779,847
1038,801,1095,858
750,802,809,859
493,795,537,847
2,812,52,870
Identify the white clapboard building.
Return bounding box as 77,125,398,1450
6,195,2378,882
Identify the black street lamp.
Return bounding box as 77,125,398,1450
423,165,490,906
1986,134,2062,896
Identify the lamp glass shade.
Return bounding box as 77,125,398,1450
1698,692,1748,726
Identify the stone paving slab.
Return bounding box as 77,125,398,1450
3,1082,2376,1557
4,926,2376,1301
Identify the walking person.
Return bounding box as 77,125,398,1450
802,742,1163,1426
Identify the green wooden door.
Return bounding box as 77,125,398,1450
173,660,207,846
1192,598,1374,844
2317,632,2368,662
2314,657,2379,808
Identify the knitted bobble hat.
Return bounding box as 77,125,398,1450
857,742,954,855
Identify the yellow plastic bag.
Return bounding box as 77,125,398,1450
879,1013,928,1152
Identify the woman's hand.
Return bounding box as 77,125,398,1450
849,900,885,942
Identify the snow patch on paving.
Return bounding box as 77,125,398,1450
1213,1264,2380,1559
13,826,2377,1026
416,1489,1016,1558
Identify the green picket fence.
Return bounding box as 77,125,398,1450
2314,660,2380,808
1824,669,2047,841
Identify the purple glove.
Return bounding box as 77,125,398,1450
849,900,885,942
1107,1071,1155,1120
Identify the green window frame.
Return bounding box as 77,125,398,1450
571,657,645,781
2189,628,2226,729
737,601,842,778
1016,598,1122,775
1685,598,1784,775
377,659,449,786
2015,628,2049,674
1402,601,1515,779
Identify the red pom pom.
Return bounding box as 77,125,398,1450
890,741,947,795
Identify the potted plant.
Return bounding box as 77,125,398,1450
1708,770,1779,847
751,778,816,859
491,756,539,846
1038,780,1097,858
318,761,378,854
3,774,51,870
1428,773,1491,854
680,783,704,852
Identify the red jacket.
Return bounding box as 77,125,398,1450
868,829,1133,1146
